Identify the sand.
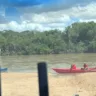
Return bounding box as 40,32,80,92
1,72,96,96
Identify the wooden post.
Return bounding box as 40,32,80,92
38,62,49,96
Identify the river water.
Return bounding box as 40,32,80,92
0,53,96,73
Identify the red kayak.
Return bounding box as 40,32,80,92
52,67,96,73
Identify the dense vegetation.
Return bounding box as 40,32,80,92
0,21,96,55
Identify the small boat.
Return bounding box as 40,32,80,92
52,67,96,74
0,68,8,72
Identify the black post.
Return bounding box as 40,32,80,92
38,62,49,96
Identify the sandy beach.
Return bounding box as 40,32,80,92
1,72,96,96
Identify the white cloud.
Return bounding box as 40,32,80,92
0,21,66,32
22,12,71,23
21,2,96,24
69,3,96,19
0,21,42,32
80,19,96,22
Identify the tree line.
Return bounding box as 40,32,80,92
0,21,96,55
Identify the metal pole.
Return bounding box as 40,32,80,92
38,62,49,96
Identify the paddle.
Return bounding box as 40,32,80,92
38,62,49,96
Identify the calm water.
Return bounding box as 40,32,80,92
0,53,96,73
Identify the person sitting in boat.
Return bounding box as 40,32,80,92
71,64,76,70
83,63,88,70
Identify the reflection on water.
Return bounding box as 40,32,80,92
0,53,96,72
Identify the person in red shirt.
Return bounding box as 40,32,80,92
83,63,88,70
71,64,76,70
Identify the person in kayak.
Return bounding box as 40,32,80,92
70,64,76,70
83,63,88,70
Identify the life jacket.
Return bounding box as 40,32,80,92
71,64,76,69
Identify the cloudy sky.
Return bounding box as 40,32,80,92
0,0,96,32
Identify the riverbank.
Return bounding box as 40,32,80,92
1,72,96,96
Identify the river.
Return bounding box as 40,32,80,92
0,53,96,73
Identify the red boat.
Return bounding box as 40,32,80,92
52,67,96,73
